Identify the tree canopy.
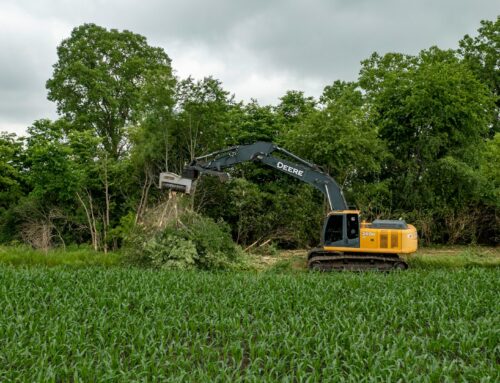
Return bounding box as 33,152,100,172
1,18,499,249
46,23,175,158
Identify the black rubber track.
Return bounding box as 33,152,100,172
307,252,408,271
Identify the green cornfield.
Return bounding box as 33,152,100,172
0,267,498,382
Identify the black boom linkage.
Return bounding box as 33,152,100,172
180,142,348,211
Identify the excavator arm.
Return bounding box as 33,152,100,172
159,141,348,211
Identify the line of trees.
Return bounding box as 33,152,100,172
0,18,498,251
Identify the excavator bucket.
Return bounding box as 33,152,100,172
159,172,194,194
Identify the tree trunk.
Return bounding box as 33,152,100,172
76,191,99,251
103,157,110,254
135,167,153,225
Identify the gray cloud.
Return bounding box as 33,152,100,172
0,0,498,135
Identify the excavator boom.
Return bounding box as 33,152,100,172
160,141,348,211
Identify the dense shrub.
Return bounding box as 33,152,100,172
125,211,247,270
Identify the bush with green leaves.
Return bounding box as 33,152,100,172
144,234,198,270
128,211,247,270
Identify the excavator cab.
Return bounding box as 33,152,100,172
323,211,360,248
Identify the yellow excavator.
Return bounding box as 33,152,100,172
160,142,418,271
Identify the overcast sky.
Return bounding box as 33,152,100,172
0,0,498,135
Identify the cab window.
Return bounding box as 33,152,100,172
346,214,359,239
325,215,343,243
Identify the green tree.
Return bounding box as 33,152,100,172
44,23,176,250
359,47,496,242
283,81,386,193
275,90,316,126
478,133,500,243
46,23,175,158
21,119,126,251
227,100,279,144
459,17,499,106
25,119,78,204
480,133,500,204
17,119,81,249
0,132,24,211
173,76,235,166
0,132,25,242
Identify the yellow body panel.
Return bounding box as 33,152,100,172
324,224,418,254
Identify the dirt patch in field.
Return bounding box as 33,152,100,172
250,250,307,271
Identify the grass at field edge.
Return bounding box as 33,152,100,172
0,245,498,271
0,245,120,268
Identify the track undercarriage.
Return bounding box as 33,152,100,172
307,249,408,271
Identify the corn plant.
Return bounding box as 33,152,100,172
0,267,498,382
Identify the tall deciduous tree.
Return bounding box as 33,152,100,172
459,16,500,134
275,90,316,126
359,47,496,242
44,23,176,250
283,82,386,190
459,17,499,99
228,100,279,144
46,23,175,158
0,132,25,241
173,76,234,166
360,48,494,196
0,132,24,211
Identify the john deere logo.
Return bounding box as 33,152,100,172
277,162,304,177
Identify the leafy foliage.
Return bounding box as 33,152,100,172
283,81,386,187
459,16,500,134
46,23,175,158
356,47,497,241
127,211,247,270
145,234,198,270
0,133,23,207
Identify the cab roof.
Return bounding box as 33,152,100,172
327,210,360,216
